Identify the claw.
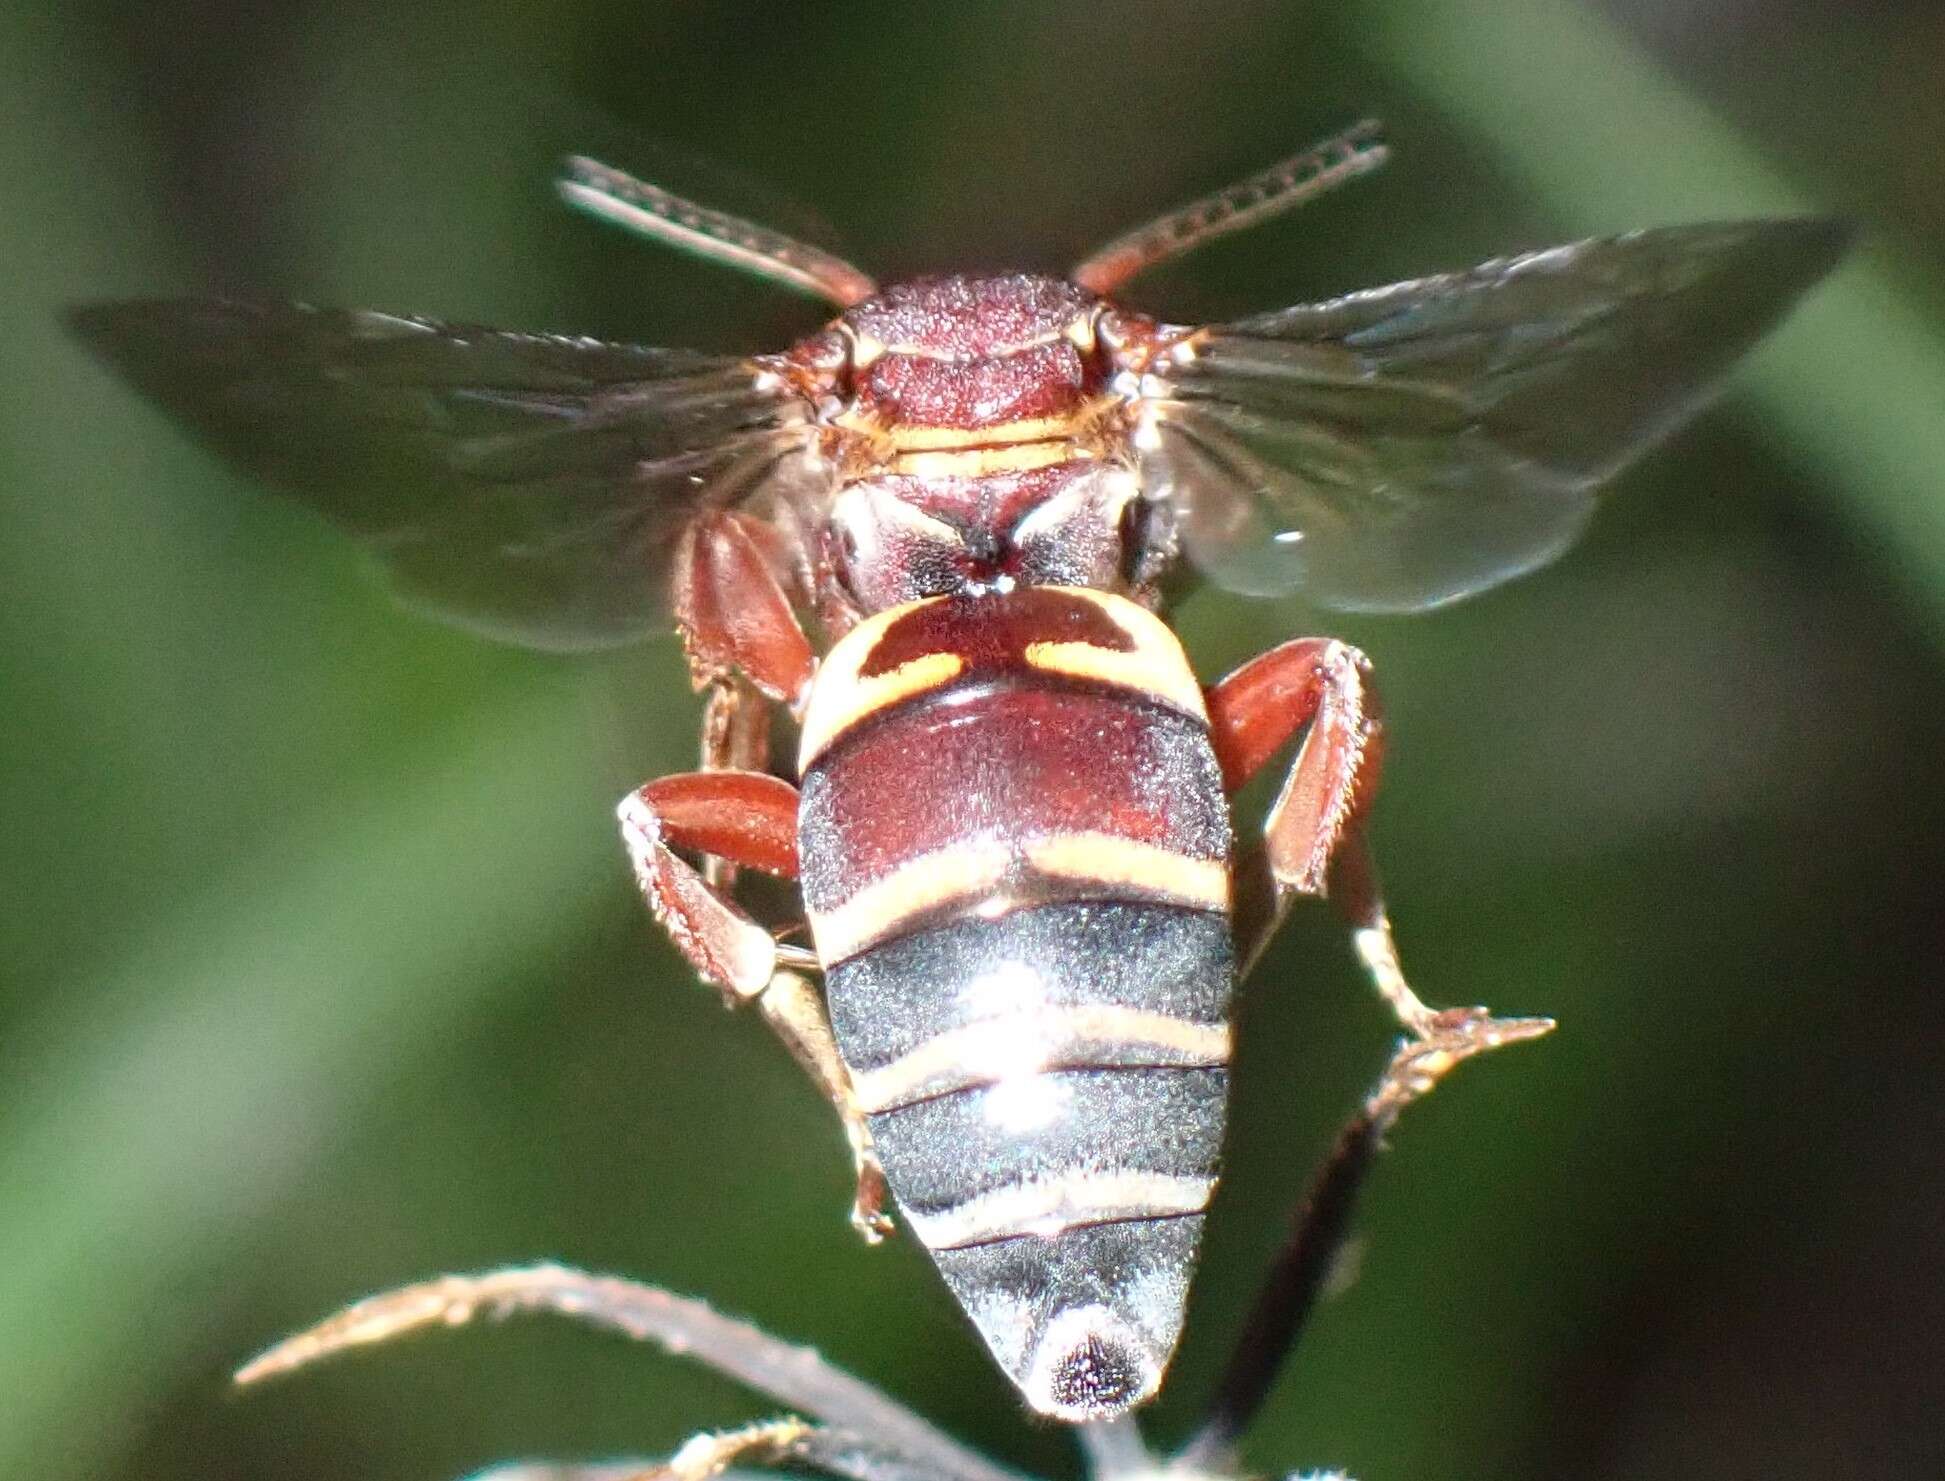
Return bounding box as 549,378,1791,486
1366,1006,1555,1127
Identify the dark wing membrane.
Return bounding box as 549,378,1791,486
67,299,823,648
1140,218,1850,608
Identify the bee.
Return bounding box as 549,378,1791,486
70,121,1846,1421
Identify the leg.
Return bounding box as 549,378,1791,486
698,673,772,775
471,1421,921,1481
755,972,892,1241
674,509,815,889
617,770,797,998
645,1421,937,1481
1178,1005,1548,1468
640,1418,817,1481
673,508,816,710
1206,637,1550,1043
617,772,891,1240
1207,636,1380,924
439,1422,922,1481
695,675,771,892
1190,639,1554,1461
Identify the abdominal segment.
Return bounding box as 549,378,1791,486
796,587,1236,1418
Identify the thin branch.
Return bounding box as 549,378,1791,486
1176,1112,1383,1470
235,1265,1029,1481
463,1466,662,1481
606,1418,958,1481
1074,1417,1154,1479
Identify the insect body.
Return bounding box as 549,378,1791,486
69,122,1847,1420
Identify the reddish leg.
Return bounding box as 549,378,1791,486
1206,637,1552,1051
673,510,817,890
1165,639,1554,1463
674,509,816,712
619,771,797,997
617,770,890,1241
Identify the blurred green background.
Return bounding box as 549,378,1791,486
3,2,1941,1478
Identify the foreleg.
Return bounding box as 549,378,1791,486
672,509,816,889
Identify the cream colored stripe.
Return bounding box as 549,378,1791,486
798,649,960,768
1024,833,1230,910
904,1171,1216,1250
850,1006,1231,1114
801,825,1221,965
1023,589,1207,717
809,839,1014,964
890,442,1077,477
811,832,1230,963
886,414,1079,451
1025,637,1207,716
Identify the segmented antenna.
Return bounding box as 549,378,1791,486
1071,121,1390,294
560,155,879,308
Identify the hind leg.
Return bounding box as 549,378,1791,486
1181,637,1554,1465
1205,636,1550,1047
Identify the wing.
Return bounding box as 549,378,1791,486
1134,218,1850,609
67,299,825,649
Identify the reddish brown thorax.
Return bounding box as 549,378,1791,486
774,274,1164,628
841,274,1103,429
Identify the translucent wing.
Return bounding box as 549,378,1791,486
1137,218,1849,609
68,299,824,648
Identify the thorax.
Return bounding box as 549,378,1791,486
771,275,1165,627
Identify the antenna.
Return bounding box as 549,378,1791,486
560,155,879,308
1071,121,1390,295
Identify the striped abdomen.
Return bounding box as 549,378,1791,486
796,586,1235,1419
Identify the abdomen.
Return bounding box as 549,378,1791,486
796,586,1235,1419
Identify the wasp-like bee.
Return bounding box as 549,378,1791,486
71,122,1846,1420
